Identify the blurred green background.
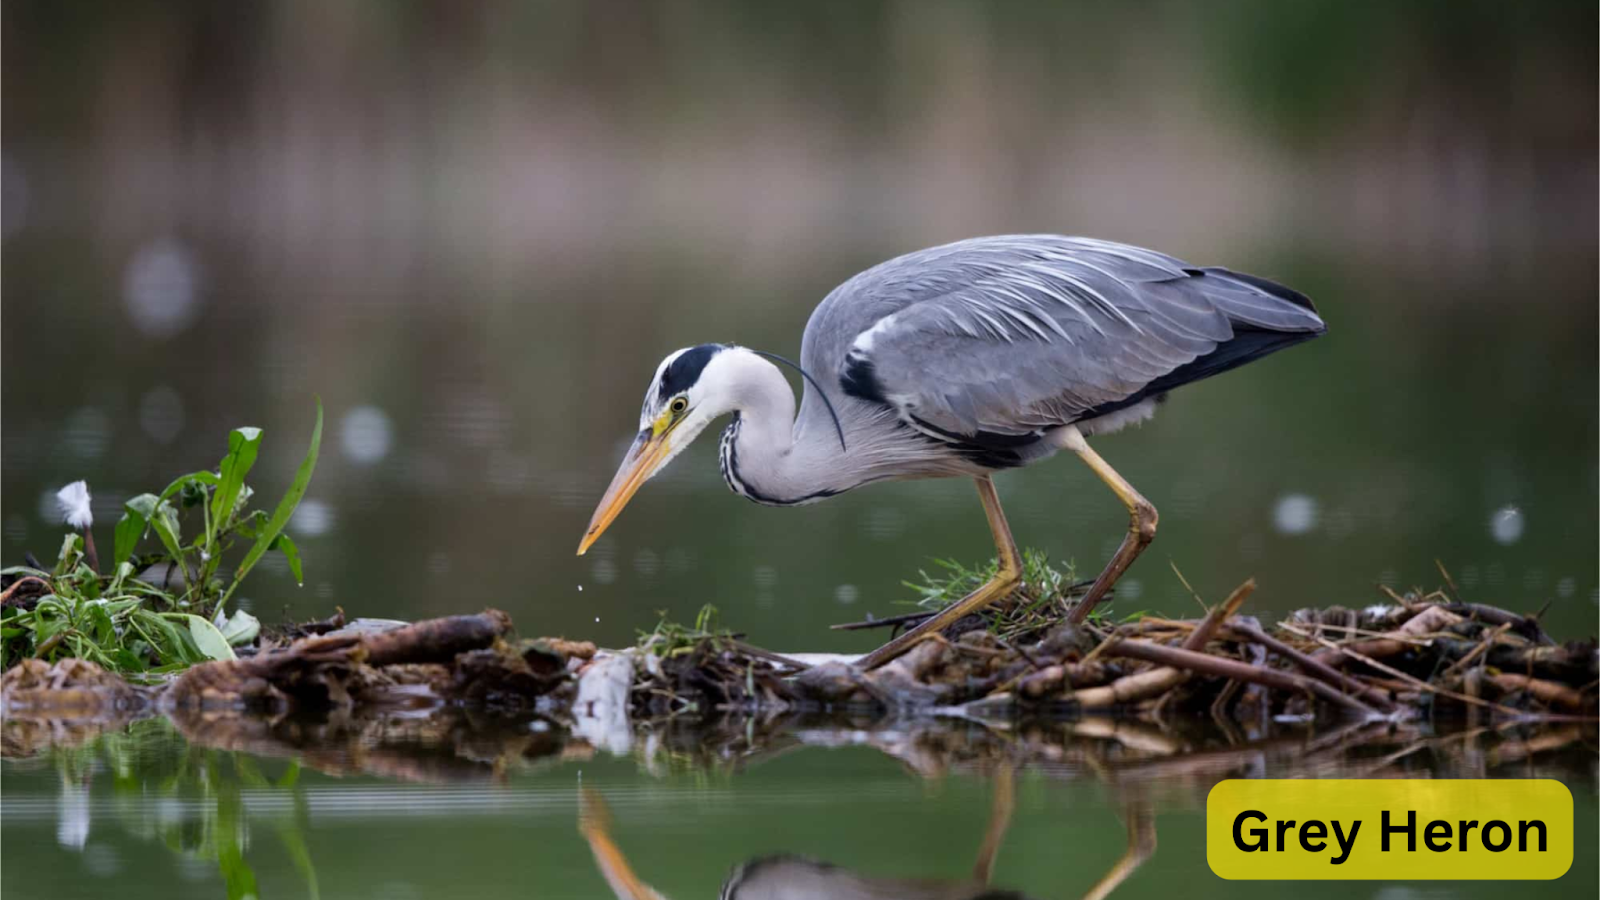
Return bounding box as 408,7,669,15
3,0,1596,648
3,5,1597,900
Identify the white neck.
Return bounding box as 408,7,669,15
701,349,842,506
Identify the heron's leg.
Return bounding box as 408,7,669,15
971,764,1015,883
1077,806,1157,900
579,787,668,900
857,475,1021,670
1060,427,1158,626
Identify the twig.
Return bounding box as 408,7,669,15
1226,621,1397,711
727,640,812,671
0,576,50,608
1439,622,1513,680
1280,622,1530,717
1105,639,1378,717
1073,580,1254,709
1434,559,1460,598
1286,623,1434,645
1490,674,1590,712
829,610,932,632
1182,580,1255,651
1441,602,1556,646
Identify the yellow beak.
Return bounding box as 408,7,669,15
577,429,673,556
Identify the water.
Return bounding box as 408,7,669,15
2,715,1595,899
2,4,1596,897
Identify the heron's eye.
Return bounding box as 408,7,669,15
669,397,689,416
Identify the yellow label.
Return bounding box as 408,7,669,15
1207,779,1572,880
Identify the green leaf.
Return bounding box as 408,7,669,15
74,565,102,600
54,534,83,575
233,509,270,539
216,609,260,646
107,561,136,595
113,509,147,569
147,500,187,571
272,534,304,584
210,427,263,538
86,603,115,644
157,470,220,505
111,648,148,673
182,614,236,661
133,611,196,664
228,402,321,600
276,761,301,790
125,493,160,520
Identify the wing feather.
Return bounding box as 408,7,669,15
810,235,1325,440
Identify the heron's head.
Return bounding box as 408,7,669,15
577,343,738,555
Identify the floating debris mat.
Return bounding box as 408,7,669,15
2,583,1595,739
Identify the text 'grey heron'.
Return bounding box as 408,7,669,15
579,235,1326,669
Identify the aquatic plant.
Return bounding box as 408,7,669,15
902,549,1090,640
0,402,322,674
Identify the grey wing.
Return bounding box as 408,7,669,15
809,235,1325,439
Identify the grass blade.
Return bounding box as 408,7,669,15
272,533,304,585
226,401,321,602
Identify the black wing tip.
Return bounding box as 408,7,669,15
1198,266,1323,319
839,352,888,405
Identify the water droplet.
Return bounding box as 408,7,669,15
62,407,111,460
577,585,584,592
863,507,907,540
1489,505,1524,545
138,386,185,444
340,405,393,465
123,237,201,338
1271,493,1319,535
753,565,778,589
290,499,334,536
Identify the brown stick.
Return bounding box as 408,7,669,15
1182,580,1255,651
1442,602,1556,646
1225,622,1396,711
1106,640,1378,716
360,609,513,666
1307,605,1464,667
1073,665,1187,708
0,576,51,608
1073,580,1254,709
1490,674,1590,712
1439,622,1514,680
828,610,933,632
1281,623,1532,716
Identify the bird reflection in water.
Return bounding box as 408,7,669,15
577,769,1155,900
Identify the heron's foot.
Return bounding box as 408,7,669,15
857,570,1019,670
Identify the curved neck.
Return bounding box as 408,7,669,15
713,351,837,506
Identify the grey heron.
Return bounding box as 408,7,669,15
578,235,1325,669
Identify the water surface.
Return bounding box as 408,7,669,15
3,714,1595,898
